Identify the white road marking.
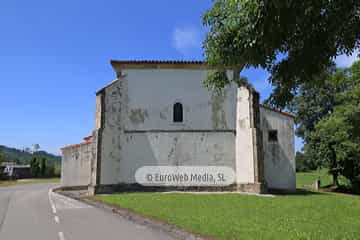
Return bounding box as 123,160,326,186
58,231,65,240
48,189,57,214
54,215,60,223
49,189,92,211
135,225,147,229
49,189,66,240
51,204,57,214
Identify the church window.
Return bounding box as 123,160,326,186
173,102,183,122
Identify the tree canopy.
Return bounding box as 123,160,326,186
304,61,360,191
288,64,350,140
203,0,359,107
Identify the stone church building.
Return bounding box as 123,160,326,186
61,60,295,194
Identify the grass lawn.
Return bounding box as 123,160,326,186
296,168,333,188
94,170,358,239
296,169,350,188
95,190,360,240
0,178,60,187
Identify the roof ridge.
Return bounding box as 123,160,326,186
110,59,205,64
259,104,296,119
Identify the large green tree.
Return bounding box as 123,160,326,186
306,61,360,190
288,65,349,141
290,65,345,172
203,0,359,107
295,151,317,172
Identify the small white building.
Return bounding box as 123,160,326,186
61,60,296,194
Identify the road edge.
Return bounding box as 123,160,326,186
53,188,211,240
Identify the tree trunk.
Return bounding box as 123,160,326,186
333,172,339,187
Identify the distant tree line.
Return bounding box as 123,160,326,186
0,145,61,165
30,157,60,178
0,144,61,179
0,148,4,179
0,148,3,165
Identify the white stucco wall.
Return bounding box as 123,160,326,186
61,143,93,186
118,132,235,183
98,80,124,185
235,87,255,184
260,107,296,190
60,62,296,192
123,69,237,131
98,68,238,185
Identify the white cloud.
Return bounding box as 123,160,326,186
335,50,359,68
172,26,202,57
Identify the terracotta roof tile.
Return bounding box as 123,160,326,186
60,136,93,151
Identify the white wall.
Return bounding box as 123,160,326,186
99,79,124,185
98,68,238,185
118,132,235,183
63,66,295,191
260,107,296,190
124,69,237,131
61,143,93,186
235,87,255,184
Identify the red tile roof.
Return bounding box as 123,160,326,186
60,136,93,151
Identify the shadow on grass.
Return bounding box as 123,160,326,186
270,188,325,196
294,188,325,195
323,185,360,196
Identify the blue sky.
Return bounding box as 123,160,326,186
0,0,358,154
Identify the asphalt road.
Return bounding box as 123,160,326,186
0,183,175,240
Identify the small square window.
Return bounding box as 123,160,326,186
268,130,278,142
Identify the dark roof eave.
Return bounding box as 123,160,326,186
110,60,209,72
260,104,296,119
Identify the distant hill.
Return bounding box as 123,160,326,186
0,145,61,165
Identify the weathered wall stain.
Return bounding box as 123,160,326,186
238,119,246,129
100,80,125,184
167,136,178,161
61,142,93,186
210,90,227,129
160,111,167,120
61,68,296,193
269,143,279,165
213,143,224,164
129,108,148,124
105,84,123,129
260,107,296,190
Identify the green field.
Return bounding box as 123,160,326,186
94,171,359,240
296,168,333,188
0,178,60,187
95,191,360,240
296,169,350,189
